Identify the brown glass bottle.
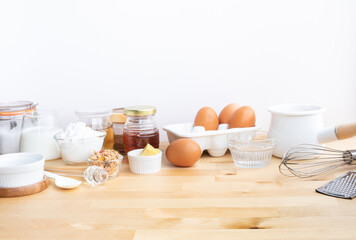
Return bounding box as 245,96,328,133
123,106,159,154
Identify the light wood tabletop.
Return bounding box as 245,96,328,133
1,139,356,240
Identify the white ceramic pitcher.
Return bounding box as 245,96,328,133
268,104,356,158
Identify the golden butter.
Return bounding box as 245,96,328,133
140,144,160,156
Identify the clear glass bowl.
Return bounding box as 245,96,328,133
54,131,106,165
87,154,123,179
228,131,275,168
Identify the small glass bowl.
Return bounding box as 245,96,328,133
228,131,275,168
54,131,106,165
87,154,123,179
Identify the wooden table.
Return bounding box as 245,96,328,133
1,139,356,240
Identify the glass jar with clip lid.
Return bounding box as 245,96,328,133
0,101,37,154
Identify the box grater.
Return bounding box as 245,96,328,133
316,171,356,199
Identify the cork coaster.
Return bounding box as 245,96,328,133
0,176,49,198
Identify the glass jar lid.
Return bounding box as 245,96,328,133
0,101,36,116
75,107,112,118
124,106,156,116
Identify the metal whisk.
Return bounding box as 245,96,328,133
279,144,356,178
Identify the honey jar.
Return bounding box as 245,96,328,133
123,106,159,154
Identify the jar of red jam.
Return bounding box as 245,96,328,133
123,106,159,154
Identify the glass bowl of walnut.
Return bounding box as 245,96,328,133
87,150,123,179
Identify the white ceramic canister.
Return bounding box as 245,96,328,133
268,104,356,158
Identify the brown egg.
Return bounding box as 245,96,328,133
228,106,256,128
219,103,240,124
166,139,201,167
194,107,219,131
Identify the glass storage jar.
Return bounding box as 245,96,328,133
0,101,37,154
75,107,114,150
123,106,159,154
20,110,61,160
111,108,126,154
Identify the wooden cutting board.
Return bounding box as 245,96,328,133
0,176,49,198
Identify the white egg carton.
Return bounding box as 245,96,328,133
163,123,260,157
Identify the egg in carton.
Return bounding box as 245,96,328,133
163,123,260,157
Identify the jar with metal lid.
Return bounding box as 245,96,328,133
75,107,114,150
123,106,159,154
0,101,37,154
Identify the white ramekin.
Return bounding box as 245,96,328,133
127,149,162,174
0,153,45,188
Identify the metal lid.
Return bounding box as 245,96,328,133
124,106,156,116
0,101,36,116
75,107,112,118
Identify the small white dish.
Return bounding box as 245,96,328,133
127,149,162,174
0,153,44,188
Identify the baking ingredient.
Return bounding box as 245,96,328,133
166,139,201,167
19,110,61,160
140,144,160,156
0,101,36,154
123,106,159,154
55,122,105,164
60,122,101,139
194,107,219,131
0,120,22,154
228,106,255,128
102,126,114,149
111,109,126,154
124,132,160,154
113,125,124,153
219,103,240,124
88,149,122,178
20,127,61,160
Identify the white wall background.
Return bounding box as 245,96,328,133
0,0,355,140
